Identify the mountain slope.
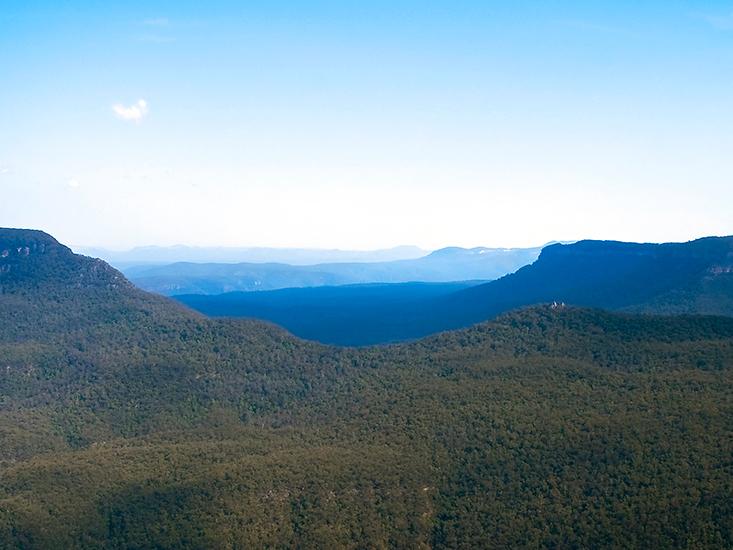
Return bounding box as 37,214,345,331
1,229,733,548
448,236,733,324
125,245,542,295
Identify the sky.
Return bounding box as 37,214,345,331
1,1,732,250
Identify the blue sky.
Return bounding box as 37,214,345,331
1,1,732,249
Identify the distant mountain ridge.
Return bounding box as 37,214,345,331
179,236,733,345
124,245,544,295
79,244,428,267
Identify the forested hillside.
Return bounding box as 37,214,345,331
1,229,733,548
450,236,733,321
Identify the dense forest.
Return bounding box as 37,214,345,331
1,229,733,548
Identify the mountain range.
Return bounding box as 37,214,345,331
79,244,428,268
123,245,544,295
179,236,733,345
1,228,732,547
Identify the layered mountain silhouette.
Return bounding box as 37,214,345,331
2,228,733,547
82,244,428,268
123,245,543,295
179,236,733,345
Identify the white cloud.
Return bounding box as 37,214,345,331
68,178,80,189
112,99,149,123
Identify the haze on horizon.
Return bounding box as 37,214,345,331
1,1,732,250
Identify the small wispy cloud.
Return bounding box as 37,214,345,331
112,99,149,123
68,178,80,189
143,17,169,26
0,167,10,175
